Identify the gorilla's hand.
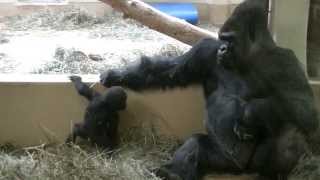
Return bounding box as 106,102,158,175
69,75,82,82
100,69,123,87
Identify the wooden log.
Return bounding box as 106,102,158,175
99,0,218,45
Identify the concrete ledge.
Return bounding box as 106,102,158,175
0,74,319,146
0,74,206,146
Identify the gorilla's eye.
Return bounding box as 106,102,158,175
218,32,236,43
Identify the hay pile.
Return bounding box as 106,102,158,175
33,44,186,74
289,155,320,180
2,8,107,31
0,128,179,180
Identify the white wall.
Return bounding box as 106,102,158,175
271,0,310,70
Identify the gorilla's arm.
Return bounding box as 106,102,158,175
70,76,100,101
100,38,222,90
65,123,87,143
255,49,318,134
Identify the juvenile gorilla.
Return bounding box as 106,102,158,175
66,76,127,150
100,0,318,179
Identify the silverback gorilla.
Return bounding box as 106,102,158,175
66,76,127,150
100,0,318,179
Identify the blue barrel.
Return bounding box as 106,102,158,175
150,3,199,25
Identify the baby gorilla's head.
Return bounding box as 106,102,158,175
102,86,127,111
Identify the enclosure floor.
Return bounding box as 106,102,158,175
0,8,200,74
0,29,191,74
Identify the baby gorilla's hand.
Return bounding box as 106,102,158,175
100,69,122,87
233,106,256,141
233,120,254,141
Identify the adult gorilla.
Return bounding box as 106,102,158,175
216,0,319,179
219,0,318,135
100,0,318,179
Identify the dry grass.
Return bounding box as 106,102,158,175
0,128,180,180
289,155,320,180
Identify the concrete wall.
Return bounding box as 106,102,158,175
0,75,206,146
1,74,320,145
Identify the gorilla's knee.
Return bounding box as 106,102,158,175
173,134,209,160
275,127,308,173
159,134,210,180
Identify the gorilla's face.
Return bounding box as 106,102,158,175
218,0,268,66
217,43,237,70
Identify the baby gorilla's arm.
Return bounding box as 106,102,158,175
70,76,100,101
65,123,87,144
234,98,273,141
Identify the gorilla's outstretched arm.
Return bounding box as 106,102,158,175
70,76,100,101
100,38,223,90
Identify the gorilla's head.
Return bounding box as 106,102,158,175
102,86,127,111
218,0,272,68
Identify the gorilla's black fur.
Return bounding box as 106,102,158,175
66,76,127,150
216,0,318,178
99,0,317,179
219,0,318,135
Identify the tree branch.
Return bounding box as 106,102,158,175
99,0,218,45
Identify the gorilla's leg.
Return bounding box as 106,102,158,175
247,126,308,180
100,38,224,91
102,117,120,149
70,75,100,101
156,134,241,180
65,123,87,144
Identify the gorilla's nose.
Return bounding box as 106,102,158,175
218,44,229,57
219,31,236,42
219,44,228,54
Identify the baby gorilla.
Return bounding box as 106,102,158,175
66,76,127,149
